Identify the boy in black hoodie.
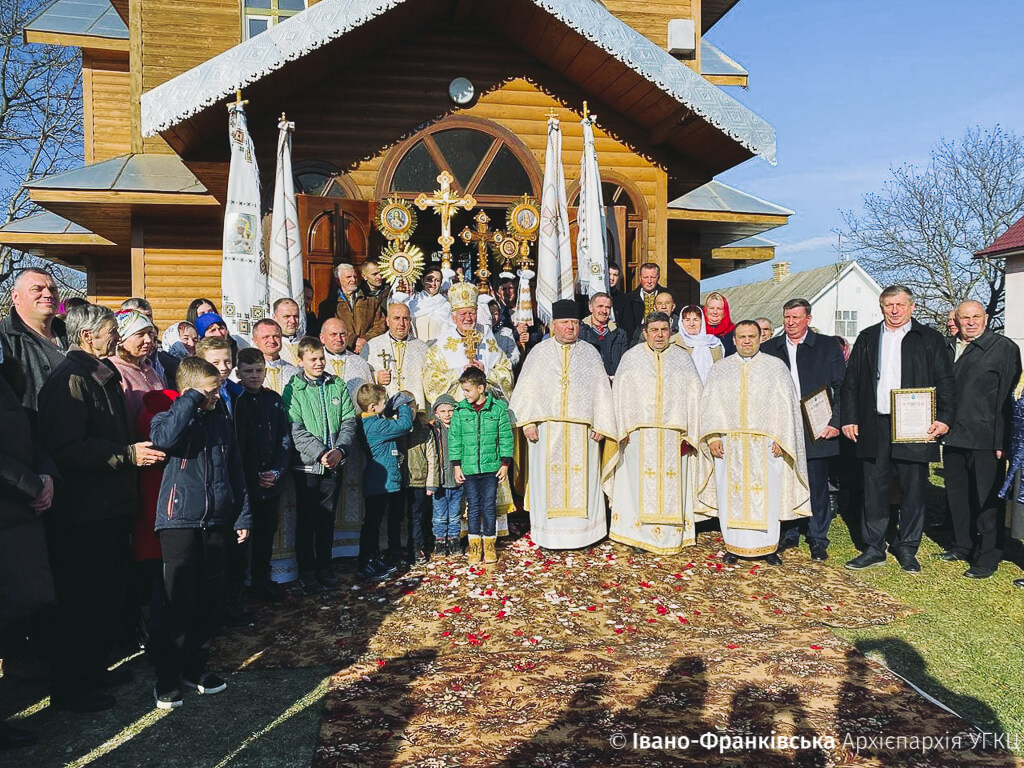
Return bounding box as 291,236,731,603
233,347,292,604
149,356,250,711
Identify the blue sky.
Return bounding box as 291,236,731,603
702,0,1024,289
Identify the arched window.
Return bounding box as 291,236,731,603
569,174,648,290
292,160,360,199
378,117,541,205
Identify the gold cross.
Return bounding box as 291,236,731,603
378,349,393,374
414,171,476,272
645,468,657,479
460,210,500,288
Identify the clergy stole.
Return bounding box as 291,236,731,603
722,363,773,531
636,428,684,526
545,344,590,519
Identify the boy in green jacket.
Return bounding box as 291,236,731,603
282,337,356,595
449,368,514,564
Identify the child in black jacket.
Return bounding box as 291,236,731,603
233,348,291,603
149,356,250,711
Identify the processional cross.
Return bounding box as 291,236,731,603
414,171,475,273
460,210,502,289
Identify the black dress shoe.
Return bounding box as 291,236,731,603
809,544,828,562
51,690,117,713
722,552,739,564
776,539,798,553
896,553,921,573
964,566,995,579
1013,578,1024,589
763,553,783,566
0,719,38,749
934,550,968,562
845,553,886,570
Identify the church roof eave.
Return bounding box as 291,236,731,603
140,0,776,165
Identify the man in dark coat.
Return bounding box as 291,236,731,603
36,304,165,712
0,368,57,748
938,300,1022,578
578,292,628,377
761,298,846,560
618,262,668,342
0,268,68,415
606,263,629,328
841,285,955,573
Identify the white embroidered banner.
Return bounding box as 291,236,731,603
536,117,574,325
221,102,268,341
576,114,608,297
268,116,305,336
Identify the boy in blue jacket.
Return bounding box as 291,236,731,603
149,357,250,711
356,383,414,580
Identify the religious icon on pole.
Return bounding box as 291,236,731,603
375,197,418,242
414,171,476,272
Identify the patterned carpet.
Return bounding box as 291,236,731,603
210,530,1021,767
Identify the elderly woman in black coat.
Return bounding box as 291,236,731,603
0,360,56,749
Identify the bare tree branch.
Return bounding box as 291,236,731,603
839,125,1024,329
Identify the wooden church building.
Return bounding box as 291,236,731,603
3,0,792,330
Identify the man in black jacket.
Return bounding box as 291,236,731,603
37,304,165,712
938,300,1021,578
761,299,846,561
619,262,668,341
840,285,955,573
578,292,628,377
0,268,68,415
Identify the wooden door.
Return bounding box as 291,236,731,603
297,195,374,314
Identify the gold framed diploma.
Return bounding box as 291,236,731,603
890,387,936,443
801,386,833,442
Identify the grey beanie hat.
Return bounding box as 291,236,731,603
433,393,457,411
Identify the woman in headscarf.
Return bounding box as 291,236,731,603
674,305,724,384
108,309,164,424
703,291,736,356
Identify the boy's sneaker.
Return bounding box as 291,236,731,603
413,550,428,565
357,560,389,581
316,570,341,590
369,556,398,577
182,673,227,695
298,572,323,595
154,685,183,710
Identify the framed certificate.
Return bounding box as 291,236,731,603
890,387,936,443
801,386,834,442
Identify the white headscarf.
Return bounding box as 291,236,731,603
680,306,723,384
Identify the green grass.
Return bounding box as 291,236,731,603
827,467,1024,751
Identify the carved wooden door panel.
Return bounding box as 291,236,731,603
297,195,373,315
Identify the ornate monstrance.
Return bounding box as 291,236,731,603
375,197,423,290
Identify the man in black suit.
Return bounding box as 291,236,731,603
938,300,1021,578
618,262,667,341
840,285,955,573
761,299,846,560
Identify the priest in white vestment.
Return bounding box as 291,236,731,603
697,320,810,564
608,312,705,554
422,282,514,405
273,297,303,366
394,266,452,342
320,317,373,401
250,317,299,395
509,299,617,550
362,302,428,412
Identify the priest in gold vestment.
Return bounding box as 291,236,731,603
509,300,617,550
423,282,514,405
608,312,704,554
697,320,810,564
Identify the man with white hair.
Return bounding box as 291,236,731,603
0,268,68,413
938,299,1021,579
316,262,385,353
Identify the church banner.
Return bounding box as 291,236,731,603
221,102,267,341
576,114,608,297
536,116,574,325
269,115,305,336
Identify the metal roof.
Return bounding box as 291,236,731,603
24,0,127,40
700,261,868,328
975,215,1024,259
719,234,775,249
0,210,93,235
140,0,776,164
669,181,793,216
25,154,207,194
700,40,747,78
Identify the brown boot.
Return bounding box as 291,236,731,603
467,535,483,564
483,536,498,564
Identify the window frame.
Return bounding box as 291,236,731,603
241,0,307,40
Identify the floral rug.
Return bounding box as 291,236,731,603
209,531,1020,767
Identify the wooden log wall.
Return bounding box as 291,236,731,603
85,253,132,310
82,51,131,163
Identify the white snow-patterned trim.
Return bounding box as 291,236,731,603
141,0,776,164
